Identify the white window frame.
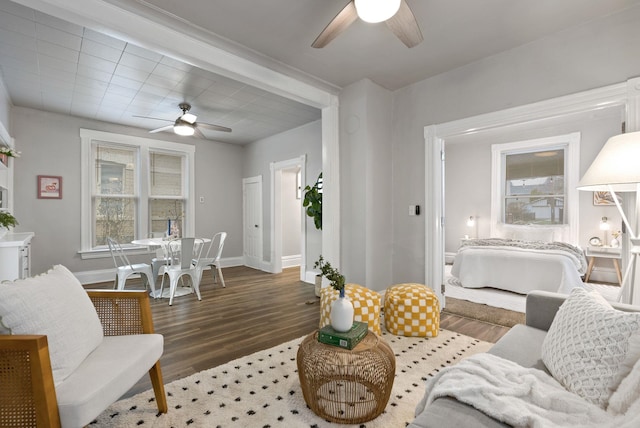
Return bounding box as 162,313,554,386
80,129,195,258
490,132,580,243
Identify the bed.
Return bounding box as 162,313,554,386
451,238,588,295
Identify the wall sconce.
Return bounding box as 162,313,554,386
465,216,476,239
600,216,610,244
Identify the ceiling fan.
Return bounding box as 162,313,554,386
134,103,232,138
312,0,423,49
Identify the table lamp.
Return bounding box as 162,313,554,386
577,131,640,303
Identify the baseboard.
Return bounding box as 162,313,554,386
445,252,456,264
282,254,301,268
588,267,619,285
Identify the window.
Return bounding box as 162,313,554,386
80,129,195,256
491,133,580,242
504,150,565,225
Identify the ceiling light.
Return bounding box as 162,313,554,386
173,120,195,136
354,0,401,23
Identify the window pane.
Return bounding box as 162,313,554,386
150,152,183,196
150,199,184,236
504,149,565,225
93,196,136,246
505,196,564,225
95,145,135,196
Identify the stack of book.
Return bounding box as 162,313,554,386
318,321,368,350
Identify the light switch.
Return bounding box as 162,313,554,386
199,196,205,203
409,205,415,216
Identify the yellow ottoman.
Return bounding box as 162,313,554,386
384,283,440,337
320,284,382,335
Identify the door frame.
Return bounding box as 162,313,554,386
243,175,264,270
270,155,306,280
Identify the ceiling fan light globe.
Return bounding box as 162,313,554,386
354,0,401,23
174,123,195,136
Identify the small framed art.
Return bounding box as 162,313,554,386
593,191,621,206
37,175,62,199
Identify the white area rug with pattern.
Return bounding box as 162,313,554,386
90,329,491,428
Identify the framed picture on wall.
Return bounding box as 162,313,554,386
593,191,621,206
37,175,62,199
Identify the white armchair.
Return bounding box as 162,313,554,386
0,265,167,427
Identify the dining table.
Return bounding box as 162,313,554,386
131,237,211,298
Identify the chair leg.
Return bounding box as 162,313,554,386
148,361,168,413
217,266,226,288
168,274,179,306
191,272,202,301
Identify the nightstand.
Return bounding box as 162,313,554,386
584,246,622,285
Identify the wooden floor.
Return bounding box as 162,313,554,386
88,266,510,397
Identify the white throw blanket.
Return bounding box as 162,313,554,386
421,353,640,428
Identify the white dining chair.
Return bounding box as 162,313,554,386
194,232,227,287
106,237,157,297
159,237,205,305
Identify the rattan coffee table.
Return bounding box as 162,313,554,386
296,330,396,424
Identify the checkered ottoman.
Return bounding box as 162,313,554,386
320,284,382,335
383,283,439,337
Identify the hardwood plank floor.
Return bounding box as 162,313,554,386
87,266,511,397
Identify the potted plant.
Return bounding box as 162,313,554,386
315,255,353,332
0,211,18,239
303,173,322,230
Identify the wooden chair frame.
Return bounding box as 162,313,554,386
0,290,167,427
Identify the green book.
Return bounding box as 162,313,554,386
318,321,369,350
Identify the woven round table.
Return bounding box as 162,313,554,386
296,330,396,424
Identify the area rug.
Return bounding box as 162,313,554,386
90,329,492,427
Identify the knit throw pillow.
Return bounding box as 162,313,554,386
0,265,104,386
541,288,640,408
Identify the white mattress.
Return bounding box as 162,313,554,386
451,246,586,295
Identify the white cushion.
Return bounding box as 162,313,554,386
56,334,163,427
0,265,104,385
541,287,640,408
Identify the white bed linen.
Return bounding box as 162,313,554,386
451,246,586,295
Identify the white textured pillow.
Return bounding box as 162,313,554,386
0,265,104,386
541,288,640,408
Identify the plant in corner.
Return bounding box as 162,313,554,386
0,211,18,238
303,173,322,230
315,255,353,332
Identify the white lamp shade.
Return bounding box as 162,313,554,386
354,0,401,23
578,131,640,192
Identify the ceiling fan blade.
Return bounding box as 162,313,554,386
197,122,232,133
385,0,423,48
312,1,358,48
133,114,172,122
149,125,174,134
193,127,206,139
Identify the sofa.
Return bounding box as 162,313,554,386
410,289,640,428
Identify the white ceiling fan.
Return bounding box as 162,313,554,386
312,0,423,48
134,103,232,138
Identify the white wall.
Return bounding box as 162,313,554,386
11,106,244,276
243,120,322,265
444,106,624,254
387,5,640,285
340,79,393,291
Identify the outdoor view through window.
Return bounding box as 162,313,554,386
504,149,565,225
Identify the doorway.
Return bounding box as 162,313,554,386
271,156,306,281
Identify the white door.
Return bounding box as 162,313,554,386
243,176,263,270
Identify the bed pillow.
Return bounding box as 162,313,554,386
0,265,104,386
541,288,640,408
